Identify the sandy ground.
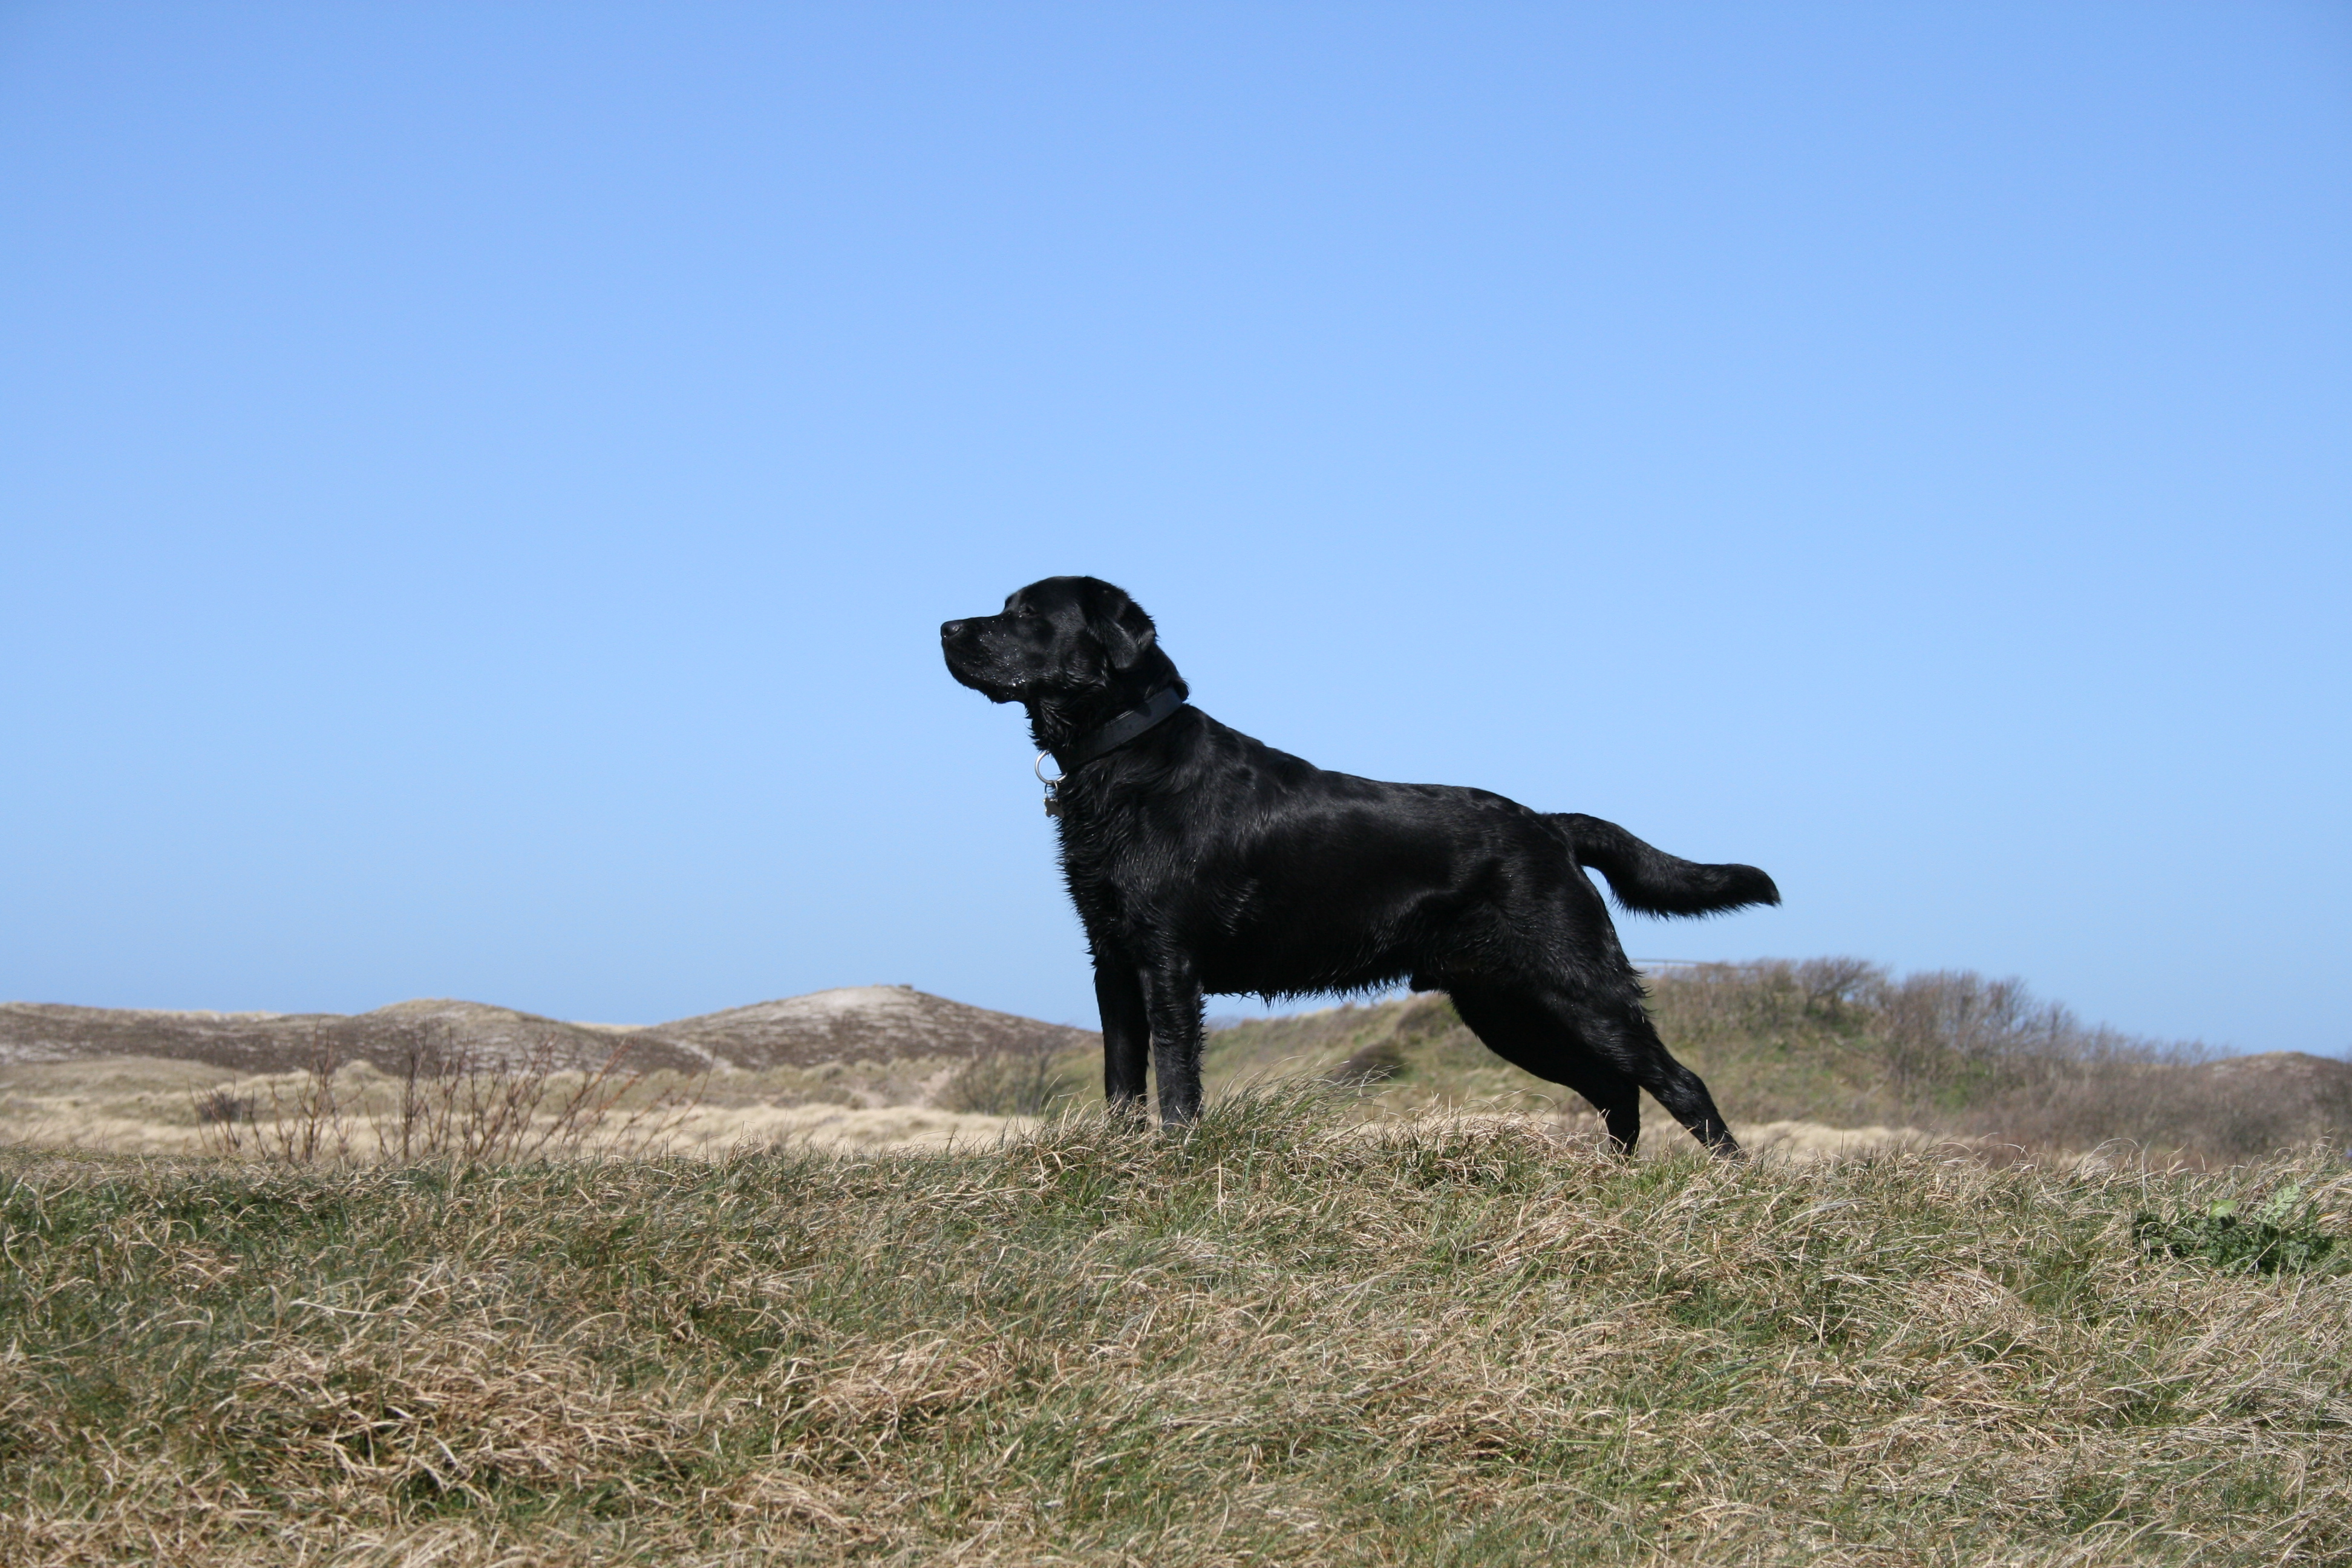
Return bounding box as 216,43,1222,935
0,1056,1033,1159
0,1055,1924,1163
659,1100,1033,1153
1739,1118,1941,1158
1342,1107,1932,1163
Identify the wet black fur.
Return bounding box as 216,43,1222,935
941,576,1779,1156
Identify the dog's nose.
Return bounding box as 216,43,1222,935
941,619,966,640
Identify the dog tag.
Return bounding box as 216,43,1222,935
1034,751,1065,819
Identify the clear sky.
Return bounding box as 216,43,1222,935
3,4,2347,1053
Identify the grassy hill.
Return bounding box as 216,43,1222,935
1178,962,2352,1166
1,1097,2345,1564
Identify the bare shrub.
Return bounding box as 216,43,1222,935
1975,1065,2301,1163
939,1032,1079,1116
1794,955,1881,1017
373,1024,701,1168
1327,1036,1408,1085
247,1028,358,1166
1646,957,1888,1039
1643,960,2342,1163
191,1086,255,1128
197,1024,702,1168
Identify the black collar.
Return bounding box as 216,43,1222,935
1051,685,1186,773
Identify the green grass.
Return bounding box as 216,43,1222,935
2135,1183,2341,1276
2,1091,2348,1564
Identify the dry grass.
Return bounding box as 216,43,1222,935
0,1057,1037,1162
1,1090,2347,1564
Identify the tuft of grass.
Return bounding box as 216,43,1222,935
1,1095,2348,1564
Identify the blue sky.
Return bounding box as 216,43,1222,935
3,4,2347,1053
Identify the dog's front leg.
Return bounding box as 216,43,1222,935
1093,950,1150,1126
1140,958,1205,1126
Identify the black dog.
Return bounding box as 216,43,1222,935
941,576,1777,1156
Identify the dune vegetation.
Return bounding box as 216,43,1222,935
1,1088,2347,1565
7,961,2345,1171
1195,961,2352,1167
3,963,2347,1560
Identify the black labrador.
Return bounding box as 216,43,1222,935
941,576,1778,1156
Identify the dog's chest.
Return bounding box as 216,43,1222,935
1056,798,1261,943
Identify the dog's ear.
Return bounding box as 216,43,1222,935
1082,581,1158,671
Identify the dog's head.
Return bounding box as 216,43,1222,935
941,577,1181,714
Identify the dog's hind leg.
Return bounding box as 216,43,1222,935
1450,982,1740,1158
1093,951,1151,1126
1573,993,1740,1157
1449,984,1644,1154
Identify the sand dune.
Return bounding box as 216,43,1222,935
0,985,1096,1075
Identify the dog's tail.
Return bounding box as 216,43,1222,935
1547,813,1780,917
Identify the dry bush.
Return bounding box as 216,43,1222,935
1962,1059,2345,1165
938,1030,1080,1116
192,1026,359,1165
1327,1034,1408,1084
195,1023,701,1169
372,1024,699,1166
1640,960,2347,1164
191,1084,255,1126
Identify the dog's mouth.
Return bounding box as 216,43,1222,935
946,659,1015,700
941,621,1027,702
